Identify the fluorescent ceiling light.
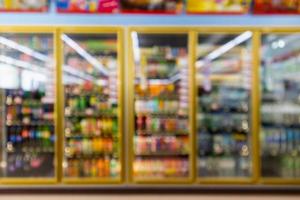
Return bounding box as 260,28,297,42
63,65,95,82
131,32,182,85
0,55,49,74
131,31,140,63
63,74,84,85
169,72,181,83
63,66,108,86
148,79,170,85
0,36,51,62
135,78,170,85
61,34,109,76
205,31,253,61
195,60,204,69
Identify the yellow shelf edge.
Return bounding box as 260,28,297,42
0,178,57,185
260,178,300,185
132,177,193,184
62,177,122,184
197,177,254,184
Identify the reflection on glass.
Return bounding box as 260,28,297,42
196,32,253,178
0,33,55,178
132,33,190,180
62,34,120,179
261,34,300,178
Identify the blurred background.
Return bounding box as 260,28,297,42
0,0,299,199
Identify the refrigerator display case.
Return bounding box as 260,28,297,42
195,30,256,183
60,27,123,184
128,28,194,183
260,31,300,183
0,28,56,183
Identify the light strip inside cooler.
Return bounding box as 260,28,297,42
61,34,109,76
0,36,51,62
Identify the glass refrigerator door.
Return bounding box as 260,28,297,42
196,32,253,179
0,33,56,179
62,33,121,182
131,32,191,182
261,33,300,179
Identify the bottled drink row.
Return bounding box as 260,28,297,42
146,59,176,79
261,155,300,178
199,98,249,114
136,116,188,134
262,111,300,127
135,99,180,114
134,136,189,155
199,87,249,113
261,128,300,155
198,156,251,177
65,158,120,178
198,132,249,157
261,126,300,180
134,158,189,178
65,85,116,116
7,126,54,153
7,153,54,177
199,114,249,133
65,137,116,158
6,90,53,124
65,118,118,137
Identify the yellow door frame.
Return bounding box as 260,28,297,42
127,26,195,184
193,27,259,184
58,26,124,184
0,26,57,185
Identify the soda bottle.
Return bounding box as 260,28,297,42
91,159,97,177
97,159,104,177
110,158,118,177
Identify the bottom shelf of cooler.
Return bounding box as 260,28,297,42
132,156,192,183
62,177,122,184
261,154,300,178
259,177,300,184
196,177,254,184
132,177,193,183
62,156,121,184
197,155,251,178
0,177,57,184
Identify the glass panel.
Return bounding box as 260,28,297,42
62,33,121,180
261,34,300,178
0,33,55,178
132,33,190,180
196,32,253,178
